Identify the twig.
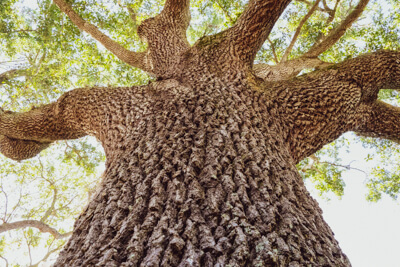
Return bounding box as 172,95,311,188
6,187,23,223
23,231,33,266
0,255,8,267
267,38,279,64
314,0,341,44
0,184,8,222
304,154,368,178
282,0,322,62
295,0,326,13
64,141,85,163
214,0,234,24
0,220,72,239
30,242,65,267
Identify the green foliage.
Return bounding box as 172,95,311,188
298,141,347,200
358,129,400,201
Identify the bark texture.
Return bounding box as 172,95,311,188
1,0,399,266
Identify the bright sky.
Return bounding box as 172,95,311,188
307,132,400,267
313,181,400,267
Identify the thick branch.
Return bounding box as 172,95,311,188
0,220,71,239
0,136,51,161
0,84,156,161
282,0,321,62
334,50,400,100
356,101,400,144
0,101,86,142
0,88,93,161
223,0,292,64
162,0,190,22
52,0,147,70
254,57,332,81
304,0,369,57
134,0,191,78
270,50,400,163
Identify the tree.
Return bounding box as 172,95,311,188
0,0,399,265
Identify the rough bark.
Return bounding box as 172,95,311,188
254,58,332,82
2,0,398,266
52,78,352,266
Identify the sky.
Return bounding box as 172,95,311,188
307,132,400,267
314,181,400,267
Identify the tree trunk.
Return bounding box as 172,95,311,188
53,77,350,266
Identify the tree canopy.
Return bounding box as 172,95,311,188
0,0,400,265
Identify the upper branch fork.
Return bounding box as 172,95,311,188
54,0,192,79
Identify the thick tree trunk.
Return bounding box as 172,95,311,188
52,78,350,266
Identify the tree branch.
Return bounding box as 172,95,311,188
215,0,234,24
254,57,332,81
268,50,400,163
313,0,341,44
0,220,72,239
356,101,400,144
295,0,326,12
267,38,280,64
0,255,8,267
0,91,88,142
161,0,190,21
338,50,400,97
126,7,138,30
134,0,191,78
30,243,65,267
0,135,52,161
304,0,369,57
326,0,341,24
221,0,292,64
40,181,57,223
52,0,147,71
282,0,321,62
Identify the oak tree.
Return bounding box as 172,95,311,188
1,0,399,265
